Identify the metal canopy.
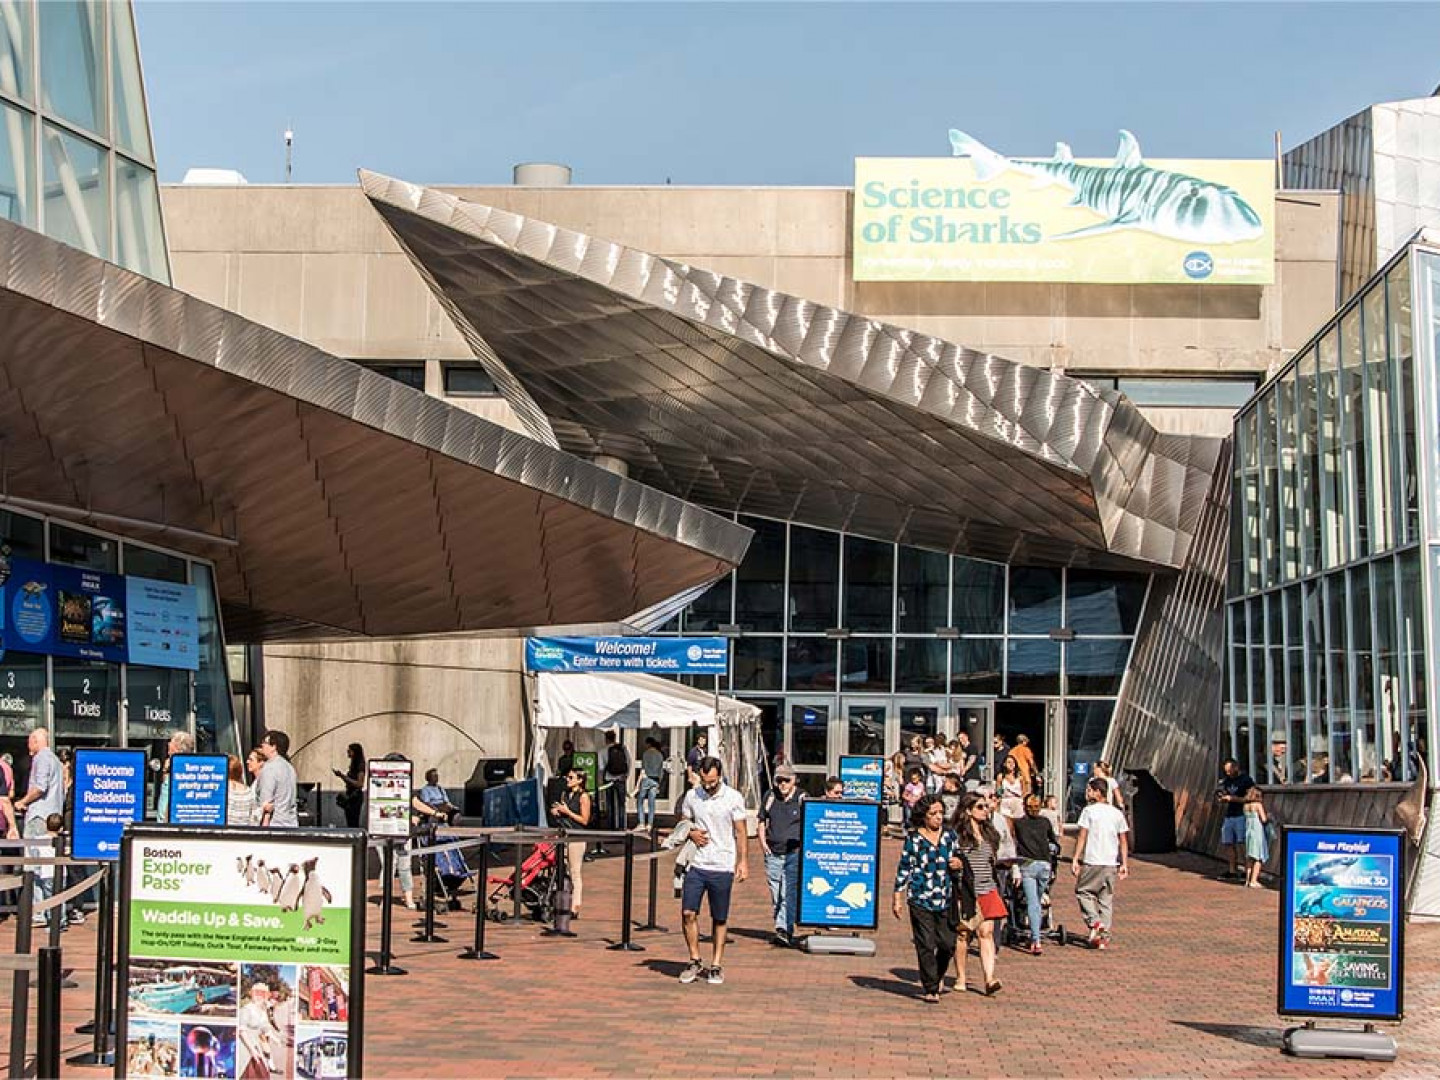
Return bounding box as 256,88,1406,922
0,218,750,641
360,172,1223,571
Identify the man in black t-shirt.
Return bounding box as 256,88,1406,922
956,731,981,791
1216,758,1255,879
758,765,805,947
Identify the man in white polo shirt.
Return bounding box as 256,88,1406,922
678,757,748,986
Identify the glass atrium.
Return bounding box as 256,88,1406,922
1228,242,1438,788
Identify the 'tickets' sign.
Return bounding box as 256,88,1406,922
525,636,729,675
73,747,146,861
798,799,881,931
168,755,229,827
116,825,365,1079
366,759,412,838
1279,826,1405,1022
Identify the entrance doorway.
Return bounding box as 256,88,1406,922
786,698,831,797
994,700,1050,797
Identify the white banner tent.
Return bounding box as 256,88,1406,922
530,670,763,811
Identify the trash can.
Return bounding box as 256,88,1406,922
1125,768,1176,853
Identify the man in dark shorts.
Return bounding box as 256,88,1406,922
678,757,748,985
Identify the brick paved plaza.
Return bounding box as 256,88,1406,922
3,837,1437,1078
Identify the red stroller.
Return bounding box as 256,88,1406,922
485,841,558,922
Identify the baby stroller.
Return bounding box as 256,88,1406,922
998,847,1069,949
485,841,558,923
414,819,474,913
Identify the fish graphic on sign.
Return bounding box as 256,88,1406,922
806,876,832,897
949,129,1264,244
837,881,872,910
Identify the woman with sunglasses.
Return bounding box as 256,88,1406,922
950,792,1006,996
551,769,594,919
891,795,961,1003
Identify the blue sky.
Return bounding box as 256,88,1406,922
136,2,1440,186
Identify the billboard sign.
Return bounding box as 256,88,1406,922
168,755,229,827
525,636,729,676
72,747,146,861
116,825,366,1079
366,759,412,838
798,799,881,931
1278,826,1404,1021
853,130,1273,284
126,576,200,671
838,755,884,803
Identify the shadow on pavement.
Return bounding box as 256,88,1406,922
849,974,922,1000
1172,1020,1282,1048
640,958,690,978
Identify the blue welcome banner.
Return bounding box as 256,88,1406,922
839,755,884,802
798,799,881,931
73,748,146,861
1279,826,1404,1022
168,754,229,826
525,636,728,675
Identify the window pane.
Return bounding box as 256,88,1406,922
951,639,1002,696
124,544,187,583
1341,309,1367,560
785,638,835,692
846,704,886,757
1297,349,1321,575
1007,639,1060,696
1278,368,1300,580
1362,283,1394,553
842,535,893,633
788,525,838,632
364,363,425,390
111,0,151,157
52,658,118,742
1283,585,1305,785
1388,260,1418,545
735,517,785,632
0,509,45,560
1065,701,1115,821
1373,558,1401,780
116,158,168,282
0,100,34,227
442,364,498,396
952,557,1004,634
49,522,118,571
1317,329,1345,568
1399,550,1425,782
1065,571,1147,635
1302,578,1325,781
788,701,829,768
894,638,947,694
840,638,891,692
126,664,189,747
42,122,108,258
192,564,237,759
0,651,46,737
1326,574,1351,781
1242,409,1261,590
1065,639,1130,695
1228,427,1245,596
0,0,32,101
40,0,105,135
731,637,781,693
1350,565,1377,780
897,547,948,633
1008,567,1061,634
683,576,731,632
1260,391,1281,587
1116,377,1257,407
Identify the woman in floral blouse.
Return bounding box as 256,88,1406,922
891,794,962,1002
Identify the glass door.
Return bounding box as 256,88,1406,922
842,700,888,762
950,700,992,781
786,698,832,797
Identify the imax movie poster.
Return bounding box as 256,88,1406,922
120,832,359,1079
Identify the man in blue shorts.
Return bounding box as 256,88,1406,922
1216,758,1254,879
678,757,749,986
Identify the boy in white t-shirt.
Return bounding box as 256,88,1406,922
1071,777,1130,950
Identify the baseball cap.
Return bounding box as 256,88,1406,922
774,764,797,780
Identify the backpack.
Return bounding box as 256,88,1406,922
605,743,629,778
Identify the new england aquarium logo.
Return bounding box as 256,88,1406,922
686,645,704,663
1183,251,1214,279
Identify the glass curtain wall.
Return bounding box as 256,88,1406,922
0,0,167,280
674,513,1148,735
1227,248,1431,786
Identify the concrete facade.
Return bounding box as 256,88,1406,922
161,180,1342,788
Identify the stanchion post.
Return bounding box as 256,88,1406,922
36,944,61,1080
367,840,407,976
458,840,498,961
542,830,576,938
413,838,447,944
69,867,115,1066
608,830,644,952
8,869,35,1080
636,820,665,932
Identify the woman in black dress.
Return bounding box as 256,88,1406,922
332,743,366,828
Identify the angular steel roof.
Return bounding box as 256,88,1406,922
361,171,1223,570
0,218,750,640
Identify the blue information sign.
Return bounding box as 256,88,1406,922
125,576,200,671
798,799,881,931
1279,826,1404,1021
525,636,728,675
838,755,883,803
168,754,229,826
483,776,546,828
72,748,146,861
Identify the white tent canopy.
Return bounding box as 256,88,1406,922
531,671,763,810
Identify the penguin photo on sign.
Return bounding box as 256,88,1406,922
277,864,303,912
300,857,333,930
248,859,264,890
236,855,250,880
269,868,284,903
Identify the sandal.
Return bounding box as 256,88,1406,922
921,992,939,1004
985,981,1003,996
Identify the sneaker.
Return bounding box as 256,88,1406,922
769,931,790,948
1028,942,1043,956
706,966,725,985
1086,922,1102,947
679,959,706,984
66,910,86,926
1097,931,1111,951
